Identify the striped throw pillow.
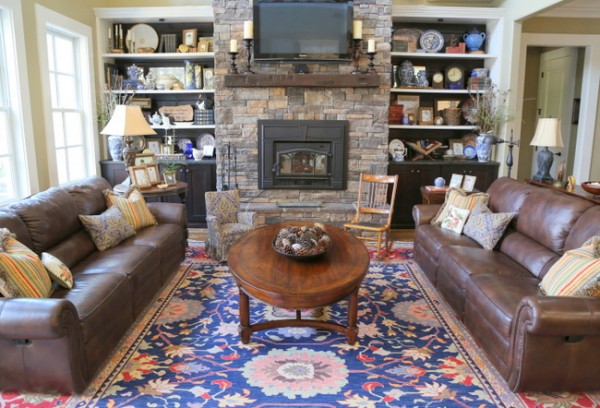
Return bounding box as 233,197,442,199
0,238,52,298
540,245,600,297
105,188,157,231
431,188,490,226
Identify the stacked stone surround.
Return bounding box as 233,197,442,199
212,0,392,226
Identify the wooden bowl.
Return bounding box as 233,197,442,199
581,181,600,196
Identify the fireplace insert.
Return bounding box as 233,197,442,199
258,120,348,190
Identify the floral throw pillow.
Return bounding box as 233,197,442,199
440,205,471,234
463,202,516,251
431,188,490,226
41,252,73,289
79,206,136,251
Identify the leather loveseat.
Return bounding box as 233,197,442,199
412,177,600,392
0,176,187,394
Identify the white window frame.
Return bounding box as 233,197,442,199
35,4,99,186
0,0,38,202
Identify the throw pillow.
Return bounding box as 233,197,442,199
463,202,516,251
79,206,136,251
440,205,471,234
431,188,490,226
41,252,73,289
583,236,600,258
0,237,52,298
104,189,157,231
539,244,600,297
0,227,16,251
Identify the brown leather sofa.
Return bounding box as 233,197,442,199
0,176,187,394
413,177,600,392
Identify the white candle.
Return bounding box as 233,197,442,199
243,20,253,39
108,27,112,39
368,39,375,53
353,20,363,39
230,39,238,52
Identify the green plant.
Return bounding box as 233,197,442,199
160,162,183,173
464,83,510,134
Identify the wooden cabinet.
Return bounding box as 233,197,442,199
388,160,499,229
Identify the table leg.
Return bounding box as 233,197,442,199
296,310,301,320
346,288,359,345
238,288,251,344
178,191,187,205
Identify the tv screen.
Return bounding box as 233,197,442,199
253,0,353,62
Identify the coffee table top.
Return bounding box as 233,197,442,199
228,223,370,310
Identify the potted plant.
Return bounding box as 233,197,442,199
463,82,510,162
160,162,183,185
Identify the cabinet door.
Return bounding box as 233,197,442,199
389,163,440,229
100,160,128,186
442,162,499,192
183,162,217,227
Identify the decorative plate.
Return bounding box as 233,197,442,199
128,24,159,52
463,145,477,159
130,136,146,153
419,29,444,53
388,139,406,157
196,133,215,149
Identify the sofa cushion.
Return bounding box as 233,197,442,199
104,189,157,231
0,209,34,249
440,205,470,233
64,176,111,216
486,177,534,215
463,202,516,251
41,252,73,289
0,238,52,298
79,206,136,251
564,206,600,251
539,244,600,296
431,188,489,226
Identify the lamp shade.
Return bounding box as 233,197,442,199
100,105,156,137
530,118,563,148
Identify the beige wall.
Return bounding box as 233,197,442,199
523,17,600,34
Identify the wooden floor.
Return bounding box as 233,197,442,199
189,228,415,242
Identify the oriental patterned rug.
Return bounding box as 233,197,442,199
2,242,599,408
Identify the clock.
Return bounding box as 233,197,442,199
445,64,465,89
432,71,444,89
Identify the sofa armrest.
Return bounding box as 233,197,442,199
412,204,442,226
0,298,80,339
238,211,256,227
147,202,187,227
516,295,600,336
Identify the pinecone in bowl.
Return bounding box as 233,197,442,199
273,224,332,260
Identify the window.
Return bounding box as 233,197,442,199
0,0,37,203
36,5,98,185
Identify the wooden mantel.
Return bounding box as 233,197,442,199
224,73,380,88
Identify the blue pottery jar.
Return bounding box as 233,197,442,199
463,28,486,52
434,177,446,187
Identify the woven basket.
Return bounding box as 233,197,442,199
442,108,462,126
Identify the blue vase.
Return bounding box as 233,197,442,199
475,134,493,162
463,28,486,52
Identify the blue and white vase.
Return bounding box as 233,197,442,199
475,133,494,162
108,135,123,161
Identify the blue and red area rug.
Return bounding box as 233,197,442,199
2,242,599,407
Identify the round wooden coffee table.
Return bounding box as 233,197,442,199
228,223,370,345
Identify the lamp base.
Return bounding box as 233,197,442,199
122,137,137,169
532,147,554,183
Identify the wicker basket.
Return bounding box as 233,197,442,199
442,108,462,126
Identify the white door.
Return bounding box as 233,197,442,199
533,47,577,179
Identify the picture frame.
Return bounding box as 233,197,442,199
418,107,434,125
449,139,464,156
462,175,477,192
147,140,161,155
163,171,177,186
396,95,420,117
129,166,152,189
182,28,198,47
434,99,462,116
134,153,156,166
130,97,152,110
449,173,464,189
203,68,214,90
145,164,160,185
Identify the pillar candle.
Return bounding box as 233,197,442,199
353,20,362,39
243,21,253,39
230,39,238,52
368,39,375,53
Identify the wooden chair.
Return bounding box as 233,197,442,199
344,173,399,260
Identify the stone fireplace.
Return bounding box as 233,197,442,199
212,0,392,225
258,120,347,190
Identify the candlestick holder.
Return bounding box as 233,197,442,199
228,51,239,74
242,39,255,74
366,51,376,74
351,39,362,74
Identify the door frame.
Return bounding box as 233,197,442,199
514,33,600,182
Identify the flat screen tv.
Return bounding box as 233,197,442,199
253,0,353,62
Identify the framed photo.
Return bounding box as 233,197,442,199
449,139,464,156
418,107,434,125
147,140,161,155
203,68,214,90
434,99,462,116
163,171,177,185
449,173,464,189
396,95,420,117
182,29,198,47
145,164,160,185
129,166,152,189
462,175,477,192
134,153,156,166
130,97,152,110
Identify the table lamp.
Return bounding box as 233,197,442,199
100,105,156,169
529,118,563,183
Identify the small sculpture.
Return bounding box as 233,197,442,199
417,70,429,87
